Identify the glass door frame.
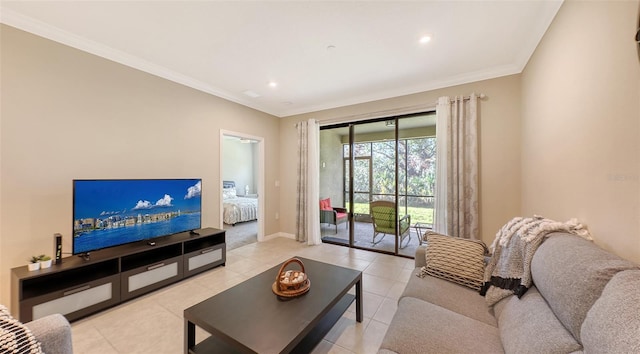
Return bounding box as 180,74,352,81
346,118,402,254
321,111,434,258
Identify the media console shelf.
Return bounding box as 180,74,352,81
11,227,225,323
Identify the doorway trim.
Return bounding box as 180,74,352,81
219,129,265,242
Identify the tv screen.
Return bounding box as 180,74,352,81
73,179,202,255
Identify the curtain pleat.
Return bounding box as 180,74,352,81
296,119,321,245
434,94,479,239
295,121,308,242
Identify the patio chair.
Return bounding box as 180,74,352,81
370,200,411,248
319,198,348,234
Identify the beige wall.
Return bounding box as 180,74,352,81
280,74,523,247
521,0,640,263
222,138,257,194
0,25,280,305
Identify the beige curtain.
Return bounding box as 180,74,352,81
434,94,479,239
295,119,321,245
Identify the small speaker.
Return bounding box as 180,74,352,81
54,233,63,264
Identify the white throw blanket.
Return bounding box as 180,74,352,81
480,216,592,306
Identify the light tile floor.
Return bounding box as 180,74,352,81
71,237,416,354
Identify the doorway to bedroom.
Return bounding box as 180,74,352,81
221,131,264,250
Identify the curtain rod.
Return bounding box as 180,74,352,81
442,93,487,104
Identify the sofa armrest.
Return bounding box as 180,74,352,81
25,314,73,354
333,207,347,214
415,245,428,268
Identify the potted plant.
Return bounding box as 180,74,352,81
39,255,53,269
28,256,41,271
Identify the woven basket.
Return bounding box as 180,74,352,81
272,258,310,298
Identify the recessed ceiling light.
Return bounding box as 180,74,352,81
268,81,278,88
419,35,432,44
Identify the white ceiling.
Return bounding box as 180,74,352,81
0,1,563,118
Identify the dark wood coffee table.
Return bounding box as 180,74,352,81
184,257,363,353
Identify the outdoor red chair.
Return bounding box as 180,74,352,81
319,198,348,234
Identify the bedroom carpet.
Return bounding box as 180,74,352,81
224,220,258,250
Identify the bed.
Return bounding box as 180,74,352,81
222,181,258,225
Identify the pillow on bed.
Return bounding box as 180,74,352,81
223,187,237,200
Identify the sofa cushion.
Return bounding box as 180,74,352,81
581,270,640,353
497,286,582,353
530,233,639,341
319,198,332,211
403,268,497,326
422,232,487,290
379,297,503,354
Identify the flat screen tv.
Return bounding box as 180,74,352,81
73,179,202,255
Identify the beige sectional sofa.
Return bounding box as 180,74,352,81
378,232,640,353
25,314,73,354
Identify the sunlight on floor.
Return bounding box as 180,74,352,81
70,237,416,353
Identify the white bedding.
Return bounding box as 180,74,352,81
222,188,258,225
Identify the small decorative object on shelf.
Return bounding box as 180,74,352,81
39,255,53,269
28,256,41,271
272,257,310,298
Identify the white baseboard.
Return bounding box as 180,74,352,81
263,232,295,241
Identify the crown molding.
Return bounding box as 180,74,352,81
512,0,564,72
1,3,562,119
278,63,521,117
0,7,278,116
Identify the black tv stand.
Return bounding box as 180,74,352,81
189,230,200,236
11,227,225,323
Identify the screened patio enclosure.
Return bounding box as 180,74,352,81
319,112,436,257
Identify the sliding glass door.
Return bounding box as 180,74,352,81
396,115,436,256
319,127,349,245
319,112,435,257
353,120,398,252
